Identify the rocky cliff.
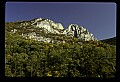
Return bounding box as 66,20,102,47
9,17,97,43
63,24,96,41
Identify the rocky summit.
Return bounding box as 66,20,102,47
8,17,97,43
63,24,96,41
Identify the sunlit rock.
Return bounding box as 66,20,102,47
18,17,97,42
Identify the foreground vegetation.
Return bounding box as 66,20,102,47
5,22,116,77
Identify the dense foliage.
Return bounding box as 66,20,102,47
5,22,116,77
100,37,116,45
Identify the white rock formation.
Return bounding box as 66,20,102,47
19,18,97,41
64,24,96,41
22,32,53,43
28,18,64,34
11,29,17,33
56,23,64,30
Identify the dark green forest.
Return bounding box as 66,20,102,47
100,37,116,45
5,22,116,77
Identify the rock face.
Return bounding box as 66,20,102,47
63,24,96,41
30,18,64,34
16,17,97,42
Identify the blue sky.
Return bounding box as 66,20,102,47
5,2,116,40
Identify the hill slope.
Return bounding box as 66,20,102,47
5,17,97,44
5,18,116,77
100,37,116,45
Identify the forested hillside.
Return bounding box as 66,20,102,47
5,21,116,77
100,37,116,45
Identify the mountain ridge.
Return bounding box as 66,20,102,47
6,17,98,43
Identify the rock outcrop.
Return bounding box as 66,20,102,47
15,17,97,42
63,24,96,41
30,18,64,34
